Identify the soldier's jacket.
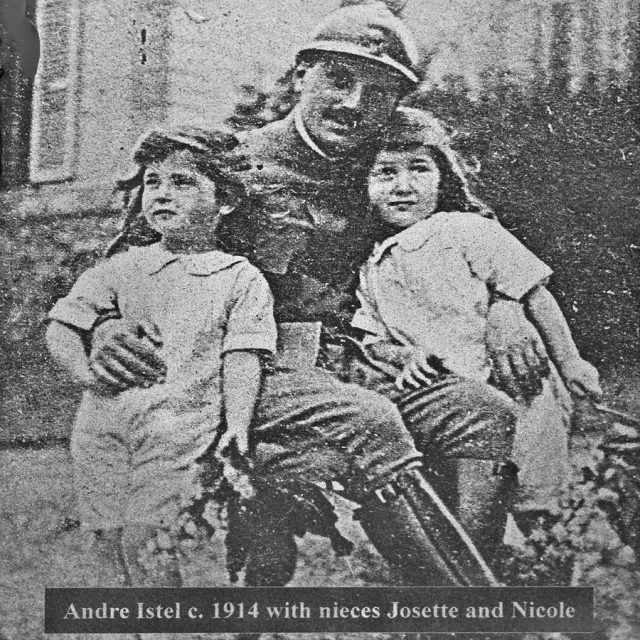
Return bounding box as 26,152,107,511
235,111,378,337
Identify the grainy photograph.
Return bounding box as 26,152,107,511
1,0,640,639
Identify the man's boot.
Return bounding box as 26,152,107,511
356,465,499,586
453,458,519,568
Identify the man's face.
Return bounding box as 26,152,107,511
296,54,406,155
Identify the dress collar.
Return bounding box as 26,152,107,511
141,243,246,276
370,217,441,264
293,106,338,161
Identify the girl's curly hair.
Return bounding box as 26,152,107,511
106,127,250,257
383,107,489,211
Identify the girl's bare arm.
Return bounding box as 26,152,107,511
46,321,98,390
525,286,602,399
219,350,263,456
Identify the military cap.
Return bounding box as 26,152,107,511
296,1,420,85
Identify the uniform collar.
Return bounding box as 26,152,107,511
141,243,246,276
370,217,440,263
293,106,338,161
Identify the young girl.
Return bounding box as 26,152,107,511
46,128,277,586
351,106,602,527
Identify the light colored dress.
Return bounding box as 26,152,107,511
49,243,277,530
352,211,573,511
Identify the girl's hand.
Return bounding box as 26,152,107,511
218,423,251,458
221,460,255,500
218,426,254,499
561,358,603,401
395,349,442,391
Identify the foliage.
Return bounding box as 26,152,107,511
407,82,640,367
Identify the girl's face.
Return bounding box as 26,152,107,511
141,150,221,245
368,147,441,230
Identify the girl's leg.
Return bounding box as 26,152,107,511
91,525,182,587
121,524,182,587
92,527,129,584
71,397,139,583
513,367,573,519
124,395,220,587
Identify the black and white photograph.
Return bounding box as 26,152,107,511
1,0,640,638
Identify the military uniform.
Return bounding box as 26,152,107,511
235,111,371,333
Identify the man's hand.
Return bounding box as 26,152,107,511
89,319,166,394
486,298,550,402
560,358,603,401
395,348,442,391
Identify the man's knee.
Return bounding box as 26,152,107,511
400,378,517,460
455,380,517,460
452,380,517,458
344,384,408,434
463,380,517,427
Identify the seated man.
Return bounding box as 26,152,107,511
90,1,542,586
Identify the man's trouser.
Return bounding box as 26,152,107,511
241,368,517,586
395,377,519,566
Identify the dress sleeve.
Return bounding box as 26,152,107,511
222,264,278,354
48,258,120,331
463,217,553,301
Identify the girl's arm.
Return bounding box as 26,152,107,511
219,350,263,456
524,285,602,399
46,320,102,391
48,257,160,393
